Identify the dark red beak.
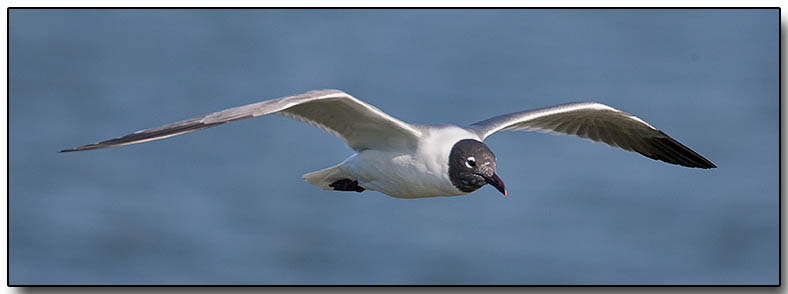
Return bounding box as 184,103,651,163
482,173,507,197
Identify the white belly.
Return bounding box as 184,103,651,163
340,125,482,198
341,150,464,198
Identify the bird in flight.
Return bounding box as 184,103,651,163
60,89,716,198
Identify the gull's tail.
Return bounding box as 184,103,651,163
302,164,349,190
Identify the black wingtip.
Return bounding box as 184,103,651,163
58,148,82,153
58,143,103,153
682,151,717,169
647,131,717,169
690,162,717,169
58,147,77,153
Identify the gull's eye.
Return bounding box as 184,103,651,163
465,156,476,168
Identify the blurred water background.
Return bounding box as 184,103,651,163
9,9,778,285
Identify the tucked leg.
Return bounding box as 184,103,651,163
329,178,366,192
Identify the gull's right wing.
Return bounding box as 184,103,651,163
60,89,423,152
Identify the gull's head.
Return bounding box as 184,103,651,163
448,139,506,197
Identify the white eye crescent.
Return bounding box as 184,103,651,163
465,156,476,168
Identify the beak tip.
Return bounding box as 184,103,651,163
482,173,507,198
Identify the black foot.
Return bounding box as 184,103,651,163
329,178,365,192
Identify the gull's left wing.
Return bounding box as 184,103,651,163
469,102,716,169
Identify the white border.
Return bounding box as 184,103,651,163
2,4,783,293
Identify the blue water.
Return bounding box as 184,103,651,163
9,9,778,285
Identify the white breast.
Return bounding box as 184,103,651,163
341,125,481,198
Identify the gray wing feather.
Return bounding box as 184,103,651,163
470,102,716,169
60,89,422,152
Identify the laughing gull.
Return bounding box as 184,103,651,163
60,89,716,198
